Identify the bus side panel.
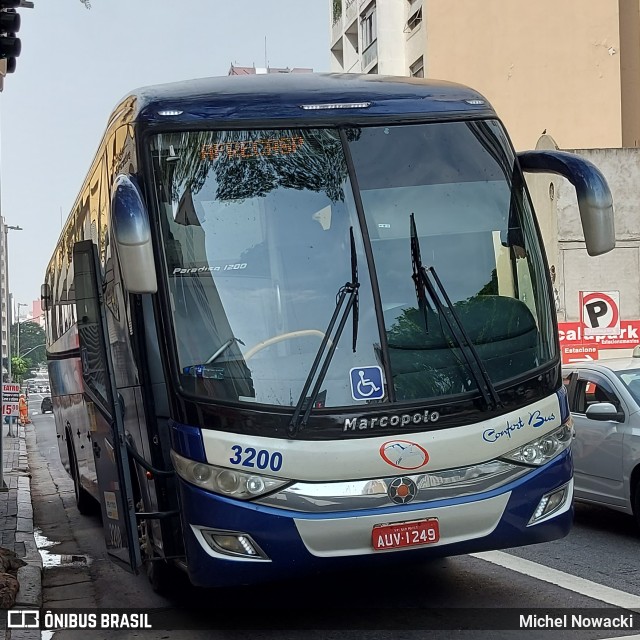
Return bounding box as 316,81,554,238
48,355,98,501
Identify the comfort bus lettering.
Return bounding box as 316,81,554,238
528,410,556,428
343,410,440,432
483,417,525,443
482,409,557,443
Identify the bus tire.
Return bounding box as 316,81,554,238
130,468,176,594
67,437,95,516
146,553,175,594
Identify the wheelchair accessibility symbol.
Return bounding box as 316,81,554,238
349,366,384,401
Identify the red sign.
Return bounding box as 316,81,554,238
2,383,20,417
558,320,640,349
562,344,599,364
372,519,440,550
580,291,620,336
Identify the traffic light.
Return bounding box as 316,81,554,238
0,0,21,75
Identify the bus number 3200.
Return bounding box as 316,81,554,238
229,446,283,472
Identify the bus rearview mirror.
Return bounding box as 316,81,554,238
518,150,615,257
111,174,158,294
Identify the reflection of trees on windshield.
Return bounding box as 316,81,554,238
161,128,361,204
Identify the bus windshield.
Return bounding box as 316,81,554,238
149,120,556,409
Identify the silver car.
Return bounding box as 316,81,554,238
563,356,640,529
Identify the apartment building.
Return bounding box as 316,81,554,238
330,0,640,151
0,218,9,376
331,0,424,77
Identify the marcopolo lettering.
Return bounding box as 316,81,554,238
344,410,440,432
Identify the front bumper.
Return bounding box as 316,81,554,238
176,450,573,588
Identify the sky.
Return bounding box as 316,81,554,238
0,0,330,313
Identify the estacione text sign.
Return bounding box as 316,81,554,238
558,321,640,349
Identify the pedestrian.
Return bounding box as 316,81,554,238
18,394,29,427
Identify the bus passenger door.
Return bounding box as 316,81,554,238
73,239,142,572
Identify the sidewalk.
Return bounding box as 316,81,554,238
1,421,42,639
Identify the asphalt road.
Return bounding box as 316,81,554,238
25,404,640,640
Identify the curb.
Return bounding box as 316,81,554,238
14,432,42,609
7,428,43,640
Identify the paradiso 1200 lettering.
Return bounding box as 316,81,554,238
344,409,440,432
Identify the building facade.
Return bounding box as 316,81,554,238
1,218,8,376
329,0,640,357
331,0,424,77
330,0,640,151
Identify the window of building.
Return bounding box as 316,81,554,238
406,6,422,31
410,56,424,78
361,3,377,50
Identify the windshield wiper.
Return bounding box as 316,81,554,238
288,227,360,438
410,213,501,410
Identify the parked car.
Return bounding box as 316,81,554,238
40,397,53,414
562,356,640,529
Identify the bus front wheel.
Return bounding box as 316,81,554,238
136,496,175,594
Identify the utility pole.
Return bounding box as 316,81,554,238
15,301,27,374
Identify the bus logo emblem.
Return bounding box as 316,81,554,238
349,366,384,401
387,477,418,504
380,440,429,470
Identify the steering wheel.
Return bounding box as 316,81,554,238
244,329,328,360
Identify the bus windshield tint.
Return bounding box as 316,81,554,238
149,122,556,408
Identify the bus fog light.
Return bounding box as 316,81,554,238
529,485,568,524
201,529,269,559
212,534,258,555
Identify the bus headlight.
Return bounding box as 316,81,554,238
170,450,290,499
499,422,573,466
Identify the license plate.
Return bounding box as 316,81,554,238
372,518,440,550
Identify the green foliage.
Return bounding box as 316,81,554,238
10,356,29,383
11,321,45,364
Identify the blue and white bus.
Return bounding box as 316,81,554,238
42,73,615,589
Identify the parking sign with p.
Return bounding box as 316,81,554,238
580,291,620,337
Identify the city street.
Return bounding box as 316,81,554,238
24,405,640,639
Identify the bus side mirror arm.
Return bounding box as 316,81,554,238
518,149,615,257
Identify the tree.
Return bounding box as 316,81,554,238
10,356,29,383
11,321,45,367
